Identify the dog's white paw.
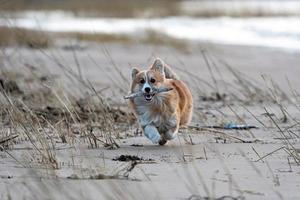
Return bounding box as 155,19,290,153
144,125,161,144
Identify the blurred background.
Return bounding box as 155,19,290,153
1,0,300,50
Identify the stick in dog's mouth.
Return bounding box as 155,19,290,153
124,87,173,100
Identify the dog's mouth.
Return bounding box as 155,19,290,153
144,93,154,101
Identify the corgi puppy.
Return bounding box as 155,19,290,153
129,58,193,145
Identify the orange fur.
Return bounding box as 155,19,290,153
129,58,193,145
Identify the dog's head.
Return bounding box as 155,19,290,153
131,58,165,102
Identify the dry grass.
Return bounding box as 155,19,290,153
0,0,181,18
0,61,134,169
142,30,190,53
61,32,132,44
2,0,298,18
0,26,191,53
58,30,190,52
64,31,190,52
0,26,51,48
0,34,299,199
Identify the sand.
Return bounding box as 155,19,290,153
0,41,300,200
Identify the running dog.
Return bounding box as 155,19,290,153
128,58,193,145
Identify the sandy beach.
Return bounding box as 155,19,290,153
0,37,299,200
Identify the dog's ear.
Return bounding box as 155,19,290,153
131,68,140,79
151,58,165,75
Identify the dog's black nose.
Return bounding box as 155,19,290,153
145,87,151,93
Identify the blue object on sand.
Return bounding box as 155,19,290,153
224,122,257,130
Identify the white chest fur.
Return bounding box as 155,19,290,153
135,97,177,130
136,104,161,127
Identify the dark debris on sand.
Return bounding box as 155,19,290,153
113,155,154,162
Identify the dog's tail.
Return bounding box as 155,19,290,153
152,58,180,80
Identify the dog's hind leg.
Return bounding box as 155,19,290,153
144,125,161,144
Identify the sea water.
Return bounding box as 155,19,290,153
1,10,300,51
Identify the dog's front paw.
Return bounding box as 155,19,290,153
150,133,161,144
144,125,161,144
158,138,167,146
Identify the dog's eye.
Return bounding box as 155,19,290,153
140,79,145,84
150,78,156,83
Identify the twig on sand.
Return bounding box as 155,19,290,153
254,146,286,162
242,105,267,128
124,87,173,99
188,125,249,143
264,107,300,164
251,146,264,162
0,135,19,145
203,147,207,160
89,131,120,149
0,144,28,168
199,124,258,130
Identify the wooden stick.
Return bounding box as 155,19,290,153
0,135,19,145
188,125,248,143
124,87,173,99
254,146,285,162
